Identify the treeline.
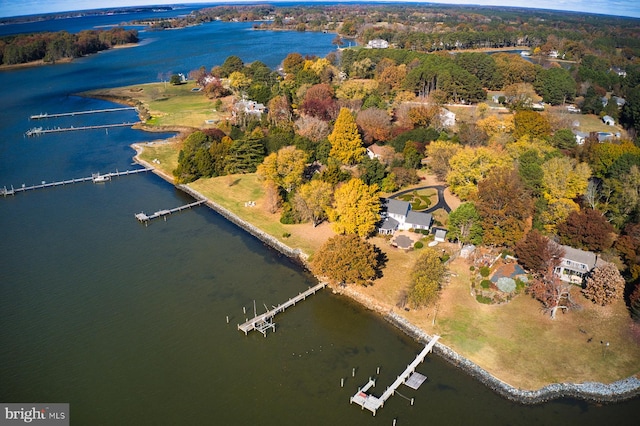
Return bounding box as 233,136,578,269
0,27,138,65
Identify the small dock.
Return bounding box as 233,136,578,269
30,107,136,120
0,168,152,196
238,282,326,337
350,335,440,416
135,200,206,224
25,122,137,136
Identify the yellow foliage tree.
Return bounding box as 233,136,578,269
335,79,379,100
425,140,461,180
329,178,380,237
328,108,366,165
256,146,307,193
476,115,514,137
540,157,591,231
505,136,555,160
446,146,511,200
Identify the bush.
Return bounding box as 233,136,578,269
479,266,491,277
440,253,450,263
480,279,492,289
496,277,516,293
414,241,424,249
476,294,492,304
469,265,475,272
282,232,291,238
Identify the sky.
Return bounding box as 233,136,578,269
0,0,639,19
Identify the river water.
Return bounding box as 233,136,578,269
0,7,637,425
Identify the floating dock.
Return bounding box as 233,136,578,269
30,107,136,120
25,122,137,136
135,200,206,224
0,168,152,196
350,335,440,416
238,282,327,337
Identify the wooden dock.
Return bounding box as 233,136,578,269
0,168,152,196
237,282,326,337
30,107,136,120
135,200,206,224
350,335,441,416
25,122,137,136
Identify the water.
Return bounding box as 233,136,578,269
0,11,638,425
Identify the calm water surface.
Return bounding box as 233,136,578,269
0,11,637,425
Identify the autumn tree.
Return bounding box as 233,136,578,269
328,108,366,165
513,110,552,139
356,108,392,143
446,146,511,200
267,95,292,127
228,71,252,94
615,223,640,282
329,178,380,237
292,179,333,226
557,208,614,252
582,262,625,306
257,146,307,193
447,202,483,245
408,248,448,307
295,115,329,143
425,140,460,181
476,167,533,247
311,234,379,286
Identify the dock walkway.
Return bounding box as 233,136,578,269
135,200,206,224
30,107,136,120
238,282,326,336
0,168,152,196
350,335,441,416
25,122,137,136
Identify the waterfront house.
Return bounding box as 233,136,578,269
378,198,432,235
553,243,605,284
234,98,266,118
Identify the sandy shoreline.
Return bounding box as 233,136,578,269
130,141,640,405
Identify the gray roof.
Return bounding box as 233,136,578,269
406,210,432,227
557,244,605,270
379,217,399,231
385,198,410,216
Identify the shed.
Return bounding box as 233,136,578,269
602,115,615,126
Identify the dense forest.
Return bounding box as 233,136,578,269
0,27,138,65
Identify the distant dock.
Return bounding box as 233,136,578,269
237,282,326,337
30,107,136,120
0,168,152,196
25,122,137,136
135,200,206,224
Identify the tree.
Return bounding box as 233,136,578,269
620,86,640,137
256,146,307,193
515,230,560,274
540,157,591,231
513,110,551,139
267,95,292,127
329,178,380,237
282,52,305,76
557,208,614,252
228,71,252,94
630,283,640,323
169,74,182,85
446,146,511,201
311,234,379,286
534,67,576,105
328,108,366,165
356,108,392,143
295,115,329,143
425,140,460,181
293,180,333,226
220,55,244,77
582,262,625,306
476,167,533,247
551,128,577,150
447,202,483,245
408,248,448,307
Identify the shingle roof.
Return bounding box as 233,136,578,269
385,199,410,216
406,210,432,227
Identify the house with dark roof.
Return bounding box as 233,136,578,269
378,198,432,235
554,243,606,284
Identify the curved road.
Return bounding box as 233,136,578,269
389,185,452,213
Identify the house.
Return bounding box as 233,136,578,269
440,108,456,128
367,39,389,49
554,243,606,284
378,198,432,235
611,67,627,78
602,115,615,126
573,130,589,145
366,144,385,160
548,50,559,58
234,98,266,117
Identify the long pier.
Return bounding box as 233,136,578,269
350,335,441,416
30,107,136,120
0,168,152,196
238,282,327,337
25,122,137,136
135,200,206,224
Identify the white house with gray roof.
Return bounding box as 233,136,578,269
554,243,606,284
378,198,432,235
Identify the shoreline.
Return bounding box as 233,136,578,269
131,142,640,405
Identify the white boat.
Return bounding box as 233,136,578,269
92,174,111,183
